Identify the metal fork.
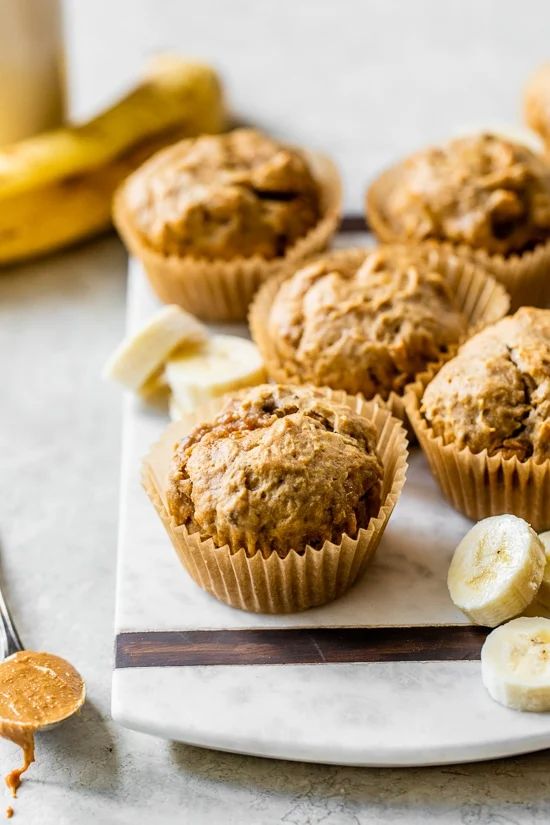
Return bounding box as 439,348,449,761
0,575,23,658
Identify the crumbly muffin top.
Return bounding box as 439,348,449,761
421,307,550,462
120,128,320,260
166,384,383,557
264,247,467,400
369,134,550,255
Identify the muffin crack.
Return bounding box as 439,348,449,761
503,344,537,459
250,187,299,202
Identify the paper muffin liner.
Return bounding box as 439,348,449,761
447,240,550,311
249,244,510,435
113,150,342,323
141,388,408,614
367,169,550,311
406,363,550,532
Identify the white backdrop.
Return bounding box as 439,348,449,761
65,0,550,211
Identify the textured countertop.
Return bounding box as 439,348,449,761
2,0,550,822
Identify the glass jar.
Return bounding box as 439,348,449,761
0,0,65,144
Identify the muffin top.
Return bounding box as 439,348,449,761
120,128,321,260
166,384,383,557
368,134,550,255
262,247,467,400
421,307,550,462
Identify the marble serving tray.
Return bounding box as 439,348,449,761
112,229,550,766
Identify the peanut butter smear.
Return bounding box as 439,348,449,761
0,651,85,797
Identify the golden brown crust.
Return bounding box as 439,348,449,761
367,134,550,255
421,307,550,462
118,128,320,260
166,384,384,557
262,246,467,400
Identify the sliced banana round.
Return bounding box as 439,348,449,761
536,531,550,610
102,305,208,391
447,515,545,627
481,616,550,711
165,333,266,413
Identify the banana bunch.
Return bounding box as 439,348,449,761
103,304,266,410
0,56,225,265
447,514,550,711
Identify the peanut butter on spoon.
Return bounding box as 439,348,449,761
0,651,85,797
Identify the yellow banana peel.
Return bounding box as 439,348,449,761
0,55,225,264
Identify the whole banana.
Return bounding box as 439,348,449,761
0,56,225,265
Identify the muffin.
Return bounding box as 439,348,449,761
142,384,408,613
407,307,550,530
167,384,383,554
114,128,341,321
250,245,510,424
367,133,550,308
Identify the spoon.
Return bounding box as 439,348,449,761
0,573,85,797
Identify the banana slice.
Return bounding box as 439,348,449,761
536,532,550,609
481,616,550,711
168,396,184,422
138,368,169,401
447,515,545,627
103,305,208,391
165,334,266,413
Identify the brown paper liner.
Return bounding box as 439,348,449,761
367,169,550,311
113,150,342,323
249,244,510,435
406,363,550,532
142,388,408,614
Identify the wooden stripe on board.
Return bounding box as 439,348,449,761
340,213,367,233
115,626,489,669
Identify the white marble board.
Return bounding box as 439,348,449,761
111,238,550,766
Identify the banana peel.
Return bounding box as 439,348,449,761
0,55,225,265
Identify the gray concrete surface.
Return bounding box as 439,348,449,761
2,1,550,821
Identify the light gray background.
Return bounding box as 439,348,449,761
2,1,550,822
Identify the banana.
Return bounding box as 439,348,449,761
536,531,550,609
139,369,170,401
165,334,266,413
103,305,208,391
481,617,550,711
169,396,184,422
0,56,225,264
447,515,545,627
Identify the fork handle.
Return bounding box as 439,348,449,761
0,582,23,657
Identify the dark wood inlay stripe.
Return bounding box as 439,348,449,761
115,626,489,668
340,213,367,233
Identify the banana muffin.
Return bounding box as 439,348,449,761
254,247,468,402
367,133,550,256
166,384,384,557
421,307,550,462
118,128,321,260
